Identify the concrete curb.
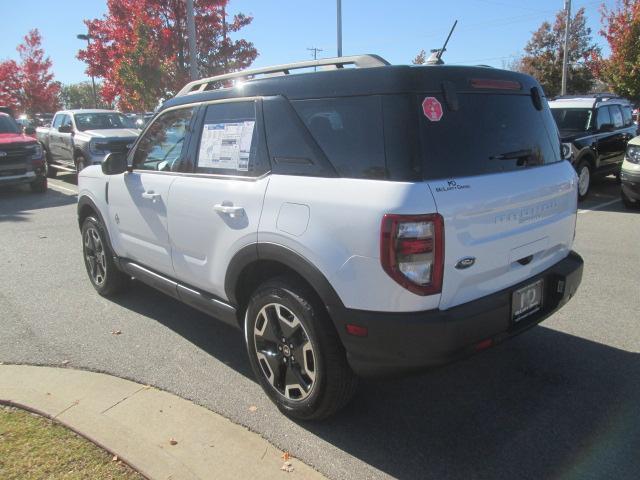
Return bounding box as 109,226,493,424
0,364,325,480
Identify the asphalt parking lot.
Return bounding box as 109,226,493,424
1,174,638,480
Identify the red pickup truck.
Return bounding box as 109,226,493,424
0,112,47,192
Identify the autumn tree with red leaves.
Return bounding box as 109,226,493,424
517,8,600,96
78,0,258,111
0,60,21,110
0,29,60,114
593,0,640,102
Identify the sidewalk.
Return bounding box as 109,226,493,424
0,364,325,480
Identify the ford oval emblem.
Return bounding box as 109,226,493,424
455,257,476,270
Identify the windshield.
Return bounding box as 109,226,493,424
74,113,135,131
0,115,20,134
551,108,592,132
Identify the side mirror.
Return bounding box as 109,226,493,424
599,123,614,133
24,126,36,135
58,124,72,134
101,153,129,175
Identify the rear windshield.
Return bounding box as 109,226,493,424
551,108,592,132
419,93,562,180
291,93,561,181
0,115,19,134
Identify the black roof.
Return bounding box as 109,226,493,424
161,64,541,112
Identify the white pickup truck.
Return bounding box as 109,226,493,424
36,109,140,177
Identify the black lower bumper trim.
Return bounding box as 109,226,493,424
621,170,640,200
333,251,584,378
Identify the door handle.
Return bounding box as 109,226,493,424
141,190,161,201
213,203,245,218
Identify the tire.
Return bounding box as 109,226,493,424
244,276,358,420
576,160,591,201
29,177,47,193
44,149,57,178
621,188,639,209
76,154,87,175
81,216,129,296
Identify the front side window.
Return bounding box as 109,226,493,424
53,114,66,129
195,101,266,176
132,107,195,171
596,107,611,129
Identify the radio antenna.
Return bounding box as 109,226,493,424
436,20,458,62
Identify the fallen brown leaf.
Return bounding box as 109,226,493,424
169,438,178,446
110,330,122,335
281,452,290,461
112,455,119,462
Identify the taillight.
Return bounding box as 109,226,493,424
380,213,444,296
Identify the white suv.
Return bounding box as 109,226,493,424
77,55,584,420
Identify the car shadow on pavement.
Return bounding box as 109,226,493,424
303,327,640,479
0,186,77,222
108,279,639,479
111,280,254,379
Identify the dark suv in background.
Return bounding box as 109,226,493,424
549,94,637,200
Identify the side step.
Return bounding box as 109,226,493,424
50,164,76,173
118,260,239,329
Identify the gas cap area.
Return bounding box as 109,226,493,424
276,203,310,237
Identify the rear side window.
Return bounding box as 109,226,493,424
292,97,387,179
609,105,624,128
195,101,268,177
622,105,634,126
418,94,562,180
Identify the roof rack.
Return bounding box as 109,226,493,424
554,93,628,104
175,54,390,97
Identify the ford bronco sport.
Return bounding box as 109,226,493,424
77,55,584,419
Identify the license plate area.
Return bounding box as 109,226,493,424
512,279,544,323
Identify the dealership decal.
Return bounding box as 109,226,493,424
435,180,470,193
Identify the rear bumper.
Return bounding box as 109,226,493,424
334,251,583,377
621,170,640,200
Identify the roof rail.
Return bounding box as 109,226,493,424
175,54,390,97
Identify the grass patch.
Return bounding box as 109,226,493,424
0,405,144,480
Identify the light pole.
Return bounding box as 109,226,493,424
561,0,571,95
77,33,98,108
337,0,342,57
186,0,198,80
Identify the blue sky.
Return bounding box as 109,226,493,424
1,0,614,85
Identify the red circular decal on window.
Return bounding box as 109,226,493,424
422,97,443,122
